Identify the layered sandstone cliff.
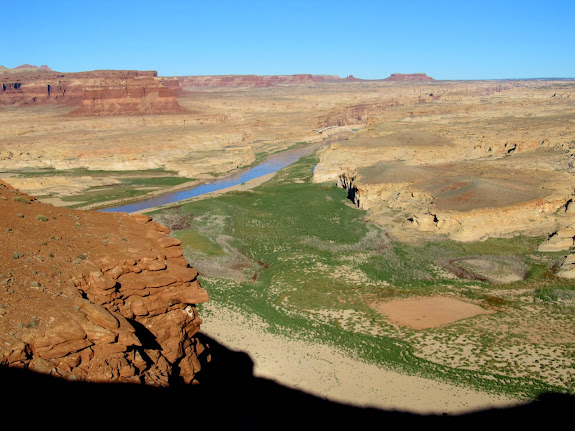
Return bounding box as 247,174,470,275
70,76,185,116
0,180,208,385
0,68,184,115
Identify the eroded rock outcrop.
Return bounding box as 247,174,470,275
0,68,184,115
314,130,575,242
316,101,400,129
536,226,575,278
537,227,575,252
0,181,208,386
557,253,575,278
70,77,185,116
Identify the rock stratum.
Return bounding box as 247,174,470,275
0,66,183,115
69,76,184,116
0,180,209,385
176,73,342,88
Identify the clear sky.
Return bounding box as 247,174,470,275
2,0,573,80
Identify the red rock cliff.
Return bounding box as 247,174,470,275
0,68,183,115
69,76,185,116
0,181,208,386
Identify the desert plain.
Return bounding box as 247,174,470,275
1,66,574,415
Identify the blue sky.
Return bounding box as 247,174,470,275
2,0,573,80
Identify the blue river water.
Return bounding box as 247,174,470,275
100,142,326,213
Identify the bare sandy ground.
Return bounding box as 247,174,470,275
370,296,495,330
199,301,521,415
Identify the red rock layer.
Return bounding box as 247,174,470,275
0,69,183,114
0,181,208,386
384,73,435,81
69,77,185,116
12,64,53,72
177,74,341,88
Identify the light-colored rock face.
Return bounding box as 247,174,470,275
0,181,208,386
323,152,574,242
312,80,575,242
2,176,122,198
557,253,575,278
537,225,575,278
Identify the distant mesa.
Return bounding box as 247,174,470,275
69,77,185,116
0,65,434,114
343,75,362,82
176,74,341,88
0,64,54,75
0,67,185,115
12,64,53,72
14,64,38,70
175,73,436,86
384,73,434,81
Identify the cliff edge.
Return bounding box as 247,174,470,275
0,180,208,385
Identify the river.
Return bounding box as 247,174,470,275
100,141,327,213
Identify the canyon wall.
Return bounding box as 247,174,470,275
0,67,183,115
70,77,185,116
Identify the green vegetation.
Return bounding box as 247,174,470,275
12,196,29,204
17,315,38,329
60,175,194,208
150,153,574,398
2,167,177,178
173,228,225,256
2,167,195,208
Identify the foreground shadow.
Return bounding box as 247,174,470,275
1,333,573,428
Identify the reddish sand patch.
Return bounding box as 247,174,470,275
371,296,493,329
